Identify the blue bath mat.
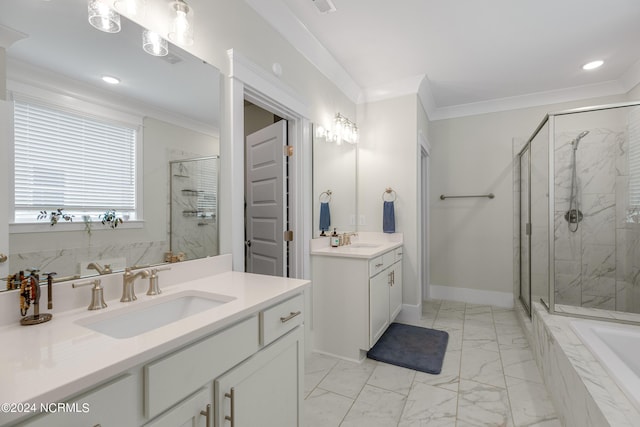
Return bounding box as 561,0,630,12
367,323,449,374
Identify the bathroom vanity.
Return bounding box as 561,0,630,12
311,233,403,361
0,254,309,427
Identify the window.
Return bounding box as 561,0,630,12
629,107,640,210
13,96,139,223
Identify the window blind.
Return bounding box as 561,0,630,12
14,99,137,222
629,107,640,208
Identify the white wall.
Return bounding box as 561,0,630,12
131,0,358,257
428,94,625,301
357,94,421,306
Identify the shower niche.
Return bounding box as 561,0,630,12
170,157,219,261
517,102,640,320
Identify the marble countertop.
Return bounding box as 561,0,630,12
310,232,403,259
0,266,309,424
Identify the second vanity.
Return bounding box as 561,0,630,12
0,254,309,427
311,232,403,361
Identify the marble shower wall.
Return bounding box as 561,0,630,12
170,157,219,261
553,106,640,312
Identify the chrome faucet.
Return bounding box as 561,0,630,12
87,262,112,275
121,268,150,302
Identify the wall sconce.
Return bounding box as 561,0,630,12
88,0,121,33
142,30,168,56
315,113,359,145
113,0,146,18
168,0,194,46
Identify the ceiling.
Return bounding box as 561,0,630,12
248,0,640,119
1,0,220,134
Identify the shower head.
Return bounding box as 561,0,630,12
571,130,589,150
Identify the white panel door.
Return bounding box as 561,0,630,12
370,270,390,346
0,101,10,278
245,121,287,276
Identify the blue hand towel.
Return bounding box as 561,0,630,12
319,202,331,232
383,201,395,233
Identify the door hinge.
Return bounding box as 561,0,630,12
284,230,294,241
284,145,294,157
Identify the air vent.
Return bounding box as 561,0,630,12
161,52,183,65
312,0,336,14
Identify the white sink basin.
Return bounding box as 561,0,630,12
76,290,235,339
349,242,381,248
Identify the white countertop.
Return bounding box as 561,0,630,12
0,261,309,425
310,232,403,259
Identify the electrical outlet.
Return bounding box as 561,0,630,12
350,215,356,225
358,215,366,226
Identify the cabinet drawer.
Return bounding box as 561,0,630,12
369,256,385,277
22,374,137,427
260,294,304,346
394,247,403,262
144,316,258,419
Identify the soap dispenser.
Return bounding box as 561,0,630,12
330,228,340,247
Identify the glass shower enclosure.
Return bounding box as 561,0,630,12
518,101,640,320
170,156,219,261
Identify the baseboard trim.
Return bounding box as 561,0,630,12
395,303,421,323
429,284,514,308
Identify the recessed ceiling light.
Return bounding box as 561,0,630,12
582,60,604,71
102,75,121,85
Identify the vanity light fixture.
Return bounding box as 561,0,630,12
582,60,604,70
113,0,146,18
102,75,120,84
316,113,359,145
168,0,194,46
88,0,121,33
142,30,169,56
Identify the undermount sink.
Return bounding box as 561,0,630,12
349,242,381,248
76,290,235,339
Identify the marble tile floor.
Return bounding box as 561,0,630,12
304,300,562,427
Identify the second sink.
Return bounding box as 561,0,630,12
76,290,235,339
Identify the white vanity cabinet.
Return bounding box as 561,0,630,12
312,244,403,361
15,293,305,427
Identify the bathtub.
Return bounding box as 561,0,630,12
571,320,640,412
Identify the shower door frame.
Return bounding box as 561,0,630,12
520,100,640,323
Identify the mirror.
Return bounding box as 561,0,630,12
1,0,221,286
312,124,357,237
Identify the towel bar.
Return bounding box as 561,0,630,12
440,193,495,200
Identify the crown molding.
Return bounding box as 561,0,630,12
423,80,627,121
244,0,361,104
0,24,27,50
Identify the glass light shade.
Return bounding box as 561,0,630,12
142,30,168,56
168,0,194,46
113,0,145,18
88,0,121,33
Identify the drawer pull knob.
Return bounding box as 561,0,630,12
375,263,383,267
200,403,211,427
280,311,302,323
225,388,235,426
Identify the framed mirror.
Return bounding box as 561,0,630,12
1,0,221,287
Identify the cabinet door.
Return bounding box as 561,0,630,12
389,261,403,321
370,270,390,346
215,327,303,427
144,387,209,427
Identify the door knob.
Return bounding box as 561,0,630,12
245,240,252,248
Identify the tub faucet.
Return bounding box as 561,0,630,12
121,268,150,302
87,262,112,275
